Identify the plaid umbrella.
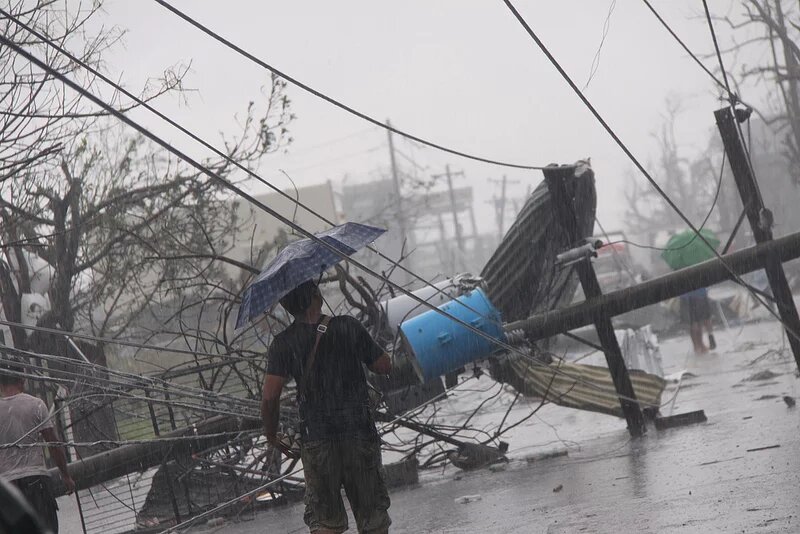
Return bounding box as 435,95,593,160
235,222,386,328
661,228,720,271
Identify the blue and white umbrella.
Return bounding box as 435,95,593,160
235,222,386,328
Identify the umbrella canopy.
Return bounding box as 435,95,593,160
661,228,720,271
236,222,386,328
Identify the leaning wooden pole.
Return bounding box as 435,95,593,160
543,165,645,437
506,228,800,341
715,105,800,371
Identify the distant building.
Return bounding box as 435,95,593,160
224,182,338,286
339,179,417,284
339,179,496,284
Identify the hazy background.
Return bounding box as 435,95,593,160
90,0,760,232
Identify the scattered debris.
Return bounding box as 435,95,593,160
384,455,419,488
783,396,796,407
489,464,507,473
206,517,225,527
448,443,507,470
525,449,569,464
698,456,743,466
755,395,779,401
748,349,791,366
455,494,482,504
734,341,768,353
743,370,781,382
654,410,707,430
746,444,781,453
675,382,705,390
552,484,563,493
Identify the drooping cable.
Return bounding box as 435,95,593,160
701,0,733,97
641,0,730,94
0,33,654,408
151,0,550,171
0,8,501,342
499,0,800,346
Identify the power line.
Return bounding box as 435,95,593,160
500,0,800,346
0,318,260,362
583,0,617,91
701,0,733,98
284,144,385,173
0,34,524,378
0,24,655,409
640,0,730,95
0,345,258,411
608,152,726,252
151,0,552,171
699,0,765,206
0,0,712,419
0,8,501,344
283,126,376,155
500,0,716,241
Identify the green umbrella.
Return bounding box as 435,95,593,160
661,229,721,270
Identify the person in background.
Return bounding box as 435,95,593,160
680,287,716,354
261,280,392,534
0,362,75,534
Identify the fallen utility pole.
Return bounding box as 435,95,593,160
506,228,800,343
543,165,645,437
49,415,261,496
52,409,495,496
715,105,800,370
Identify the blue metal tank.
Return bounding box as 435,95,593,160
399,288,505,383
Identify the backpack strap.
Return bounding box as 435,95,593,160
298,315,332,397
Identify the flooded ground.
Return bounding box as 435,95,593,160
57,314,800,533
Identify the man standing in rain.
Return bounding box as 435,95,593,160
261,280,392,534
0,361,75,533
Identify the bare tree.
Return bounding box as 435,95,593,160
625,97,723,235
715,1,800,181
0,0,294,353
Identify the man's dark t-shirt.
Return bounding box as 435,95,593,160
266,315,383,442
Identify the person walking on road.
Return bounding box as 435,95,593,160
261,280,392,534
0,362,75,533
680,287,716,354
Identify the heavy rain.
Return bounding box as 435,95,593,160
0,2,799,533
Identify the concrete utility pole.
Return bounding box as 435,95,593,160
386,119,411,284
433,165,466,270
386,119,407,245
543,165,646,438
469,204,483,263
495,174,508,240
498,175,507,239
715,105,800,371
506,228,800,341
489,175,520,240
437,213,454,273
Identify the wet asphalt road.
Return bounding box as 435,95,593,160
58,316,800,534
190,318,800,533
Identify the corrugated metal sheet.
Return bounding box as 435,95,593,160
507,356,665,418
481,166,596,324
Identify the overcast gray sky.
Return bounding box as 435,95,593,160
93,1,760,232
